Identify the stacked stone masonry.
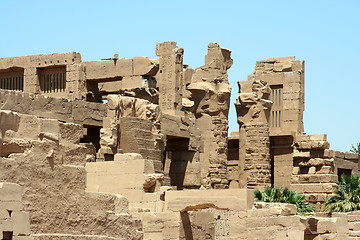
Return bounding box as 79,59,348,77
0,42,359,239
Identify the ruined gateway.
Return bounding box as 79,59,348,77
0,42,359,240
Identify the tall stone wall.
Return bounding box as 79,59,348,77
251,56,304,135
0,182,33,240
0,110,142,239
0,89,106,127
0,52,85,100
291,133,360,209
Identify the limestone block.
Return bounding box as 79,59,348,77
116,189,144,203
296,141,311,149
0,201,24,211
84,58,132,80
311,141,330,149
114,153,143,162
247,215,301,228
0,211,10,222
345,152,359,160
349,231,360,238
165,189,253,212
317,166,334,174
298,158,334,167
291,183,337,193
335,151,345,158
228,180,240,189
309,134,327,141
317,218,337,233
12,210,31,235
143,173,164,191
59,122,83,144
305,194,328,203
346,214,360,222
291,175,300,183
253,202,297,215
293,149,311,158
0,110,20,133
299,174,337,183
293,167,300,175
142,212,179,232
17,114,40,140
286,230,304,240
0,219,13,231
296,134,310,142
13,237,34,240
1,138,32,158
349,222,360,231
156,41,178,56
0,183,22,202
120,76,145,89
133,57,159,76
113,194,129,214
309,166,316,174
39,118,60,139
324,149,336,158
273,61,292,72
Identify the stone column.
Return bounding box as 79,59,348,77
186,43,233,189
235,79,272,189
155,41,184,115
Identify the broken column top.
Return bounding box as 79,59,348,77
205,42,233,70
155,41,179,56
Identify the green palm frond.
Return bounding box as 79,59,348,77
254,186,315,213
350,143,360,154
324,174,360,214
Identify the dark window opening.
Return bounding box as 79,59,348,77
0,67,24,91
227,138,239,161
2,231,13,240
86,81,102,103
338,168,352,181
37,66,66,93
142,76,157,89
80,126,101,152
165,136,193,190
104,154,114,161
270,84,283,128
300,166,310,174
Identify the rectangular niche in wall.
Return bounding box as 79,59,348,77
270,84,283,128
37,66,66,93
0,67,24,91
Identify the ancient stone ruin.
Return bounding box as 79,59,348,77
0,42,359,239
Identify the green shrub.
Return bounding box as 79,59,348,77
254,186,315,213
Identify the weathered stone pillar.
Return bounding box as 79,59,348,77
155,41,184,115
235,79,272,189
186,43,232,189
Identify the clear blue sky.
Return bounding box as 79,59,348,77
1,0,359,152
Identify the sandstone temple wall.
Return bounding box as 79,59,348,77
0,110,141,239
0,182,33,240
0,41,359,239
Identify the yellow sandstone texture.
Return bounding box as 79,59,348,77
0,42,358,239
